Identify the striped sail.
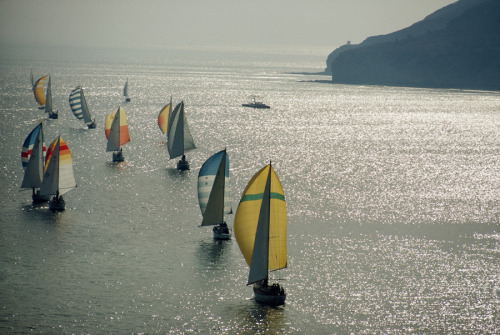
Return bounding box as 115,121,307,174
158,103,171,135
69,86,93,124
45,76,53,114
33,75,47,107
234,164,287,284
198,150,232,226
106,107,130,151
167,101,196,159
40,136,76,196
21,123,46,189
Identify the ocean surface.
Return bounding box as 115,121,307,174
0,45,499,334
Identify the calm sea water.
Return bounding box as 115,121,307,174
0,45,499,334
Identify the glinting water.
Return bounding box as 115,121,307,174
0,45,498,334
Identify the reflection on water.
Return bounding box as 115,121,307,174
0,46,499,334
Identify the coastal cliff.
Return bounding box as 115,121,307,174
326,0,500,91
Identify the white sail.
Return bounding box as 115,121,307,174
199,150,229,226
247,167,272,285
40,137,76,196
167,101,196,159
45,76,53,114
30,69,35,90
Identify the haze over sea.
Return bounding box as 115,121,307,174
0,45,498,334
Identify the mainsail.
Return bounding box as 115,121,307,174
45,77,53,114
123,78,129,97
21,123,46,189
198,150,232,226
105,107,130,151
167,101,195,159
69,86,93,125
33,75,47,107
40,136,76,196
234,164,287,285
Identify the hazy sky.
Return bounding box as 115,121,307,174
0,0,456,51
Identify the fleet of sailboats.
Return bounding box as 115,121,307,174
69,86,97,129
23,70,290,304
105,107,130,162
197,149,232,240
21,122,50,203
166,101,196,170
234,163,288,306
39,136,77,211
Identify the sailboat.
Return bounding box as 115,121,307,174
45,76,58,119
33,75,47,109
69,86,97,129
105,107,130,162
30,69,35,91
157,96,172,135
198,149,232,240
39,136,77,211
234,163,287,306
21,122,49,203
167,101,196,170
124,78,131,102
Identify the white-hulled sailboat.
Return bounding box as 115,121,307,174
234,163,287,306
33,75,47,109
45,76,58,119
21,122,49,203
39,136,77,211
198,149,232,240
124,78,131,102
105,107,130,162
167,101,196,170
69,86,96,129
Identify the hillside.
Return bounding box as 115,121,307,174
326,0,500,91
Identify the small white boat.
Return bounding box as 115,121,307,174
21,122,50,203
234,163,287,306
69,86,96,129
105,107,130,162
39,136,77,211
166,101,196,170
198,149,233,240
242,96,270,109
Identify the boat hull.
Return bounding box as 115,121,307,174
213,223,231,240
113,151,124,162
253,283,286,306
49,196,65,211
87,121,97,129
33,191,50,204
177,159,189,170
242,103,270,109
